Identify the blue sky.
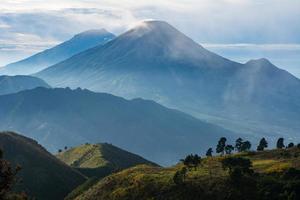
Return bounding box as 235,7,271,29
0,0,300,77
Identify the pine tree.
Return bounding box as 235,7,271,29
216,137,227,156
257,138,268,151
235,138,243,152
277,138,285,149
225,145,234,155
241,141,251,152
206,148,213,157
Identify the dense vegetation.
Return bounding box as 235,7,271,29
74,140,300,200
0,149,28,200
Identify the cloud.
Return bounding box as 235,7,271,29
202,43,300,51
0,0,300,70
0,21,10,29
0,32,58,51
1,0,300,43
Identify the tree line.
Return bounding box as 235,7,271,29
173,137,300,199
175,136,300,184
206,137,300,157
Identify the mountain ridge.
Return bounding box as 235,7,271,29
0,29,116,75
35,20,300,141
0,87,237,165
0,75,50,95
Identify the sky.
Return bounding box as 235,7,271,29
0,0,300,77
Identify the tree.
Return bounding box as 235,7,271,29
192,154,202,168
173,167,187,186
0,149,28,200
277,138,285,149
287,143,294,148
297,143,300,148
235,138,243,152
241,141,251,152
257,138,268,151
225,145,234,155
181,154,202,169
58,149,62,153
64,146,68,150
216,137,227,156
206,148,213,157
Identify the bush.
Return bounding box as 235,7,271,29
222,157,253,175
173,167,187,186
181,154,202,169
0,149,28,200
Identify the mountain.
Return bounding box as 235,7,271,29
0,87,236,165
74,147,300,200
35,20,300,140
0,75,50,95
0,131,86,200
57,143,157,177
0,29,116,75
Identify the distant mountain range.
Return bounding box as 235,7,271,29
0,131,86,200
0,29,116,75
35,20,300,140
0,75,50,95
0,87,236,165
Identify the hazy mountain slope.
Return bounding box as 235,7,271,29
0,29,116,75
0,87,236,165
223,58,300,123
0,131,86,200
36,21,300,140
0,75,50,95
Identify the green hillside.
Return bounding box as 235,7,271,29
58,143,158,200
57,143,157,178
0,132,87,200
74,147,300,200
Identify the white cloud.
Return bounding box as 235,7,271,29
1,0,300,43
202,43,300,51
0,22,10,29
0,0,299,71
0,32,58,51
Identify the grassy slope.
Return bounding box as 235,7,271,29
75,147,300,200
58,143,158,200
57,144,108,168
0,132,87,200
57,143,157,170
